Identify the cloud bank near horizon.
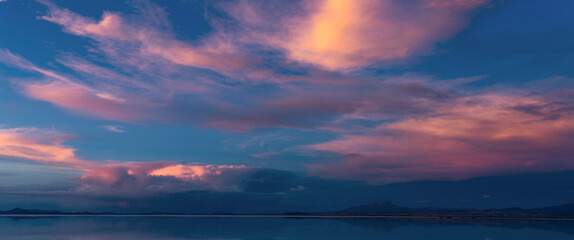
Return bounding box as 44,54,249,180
0,125,288,195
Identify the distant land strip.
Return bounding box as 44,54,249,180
2,202,574,220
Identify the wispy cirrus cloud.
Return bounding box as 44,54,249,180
0,127,92,170
0,49,152,122
0,0,490,132
39,0,255,73
23,81,146,122
0,48,456,132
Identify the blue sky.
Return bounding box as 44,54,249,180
0,0,573,212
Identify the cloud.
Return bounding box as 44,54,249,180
39,1,254,72
0,50,154,122
0,127,92,169
2,46,455,132
36,0,494,75
0,49,38,70
8,0,573,187
149,164,256,192
224,0,491,70
8,35,574,186
79,162,298,195
0,1,489,131
22,81,148,122
309,93,574,184
102,125,125,133
0,124,283,195
0,125,286,195
202,78,455,131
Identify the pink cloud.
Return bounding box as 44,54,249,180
40,2,253,72
0,50,162,123
201,79,454,131
229,0,491,70
0,49,37,69
81,162,170,188
79,162,256,195
0,124,264,195
22,81,145,122
0,1,486,131
80,12,130,40
1,46,472,134
39,0,493,78
150,164,255,192
3,1,569,190
0,127,92,169
309,94,574,184
0,124,265,194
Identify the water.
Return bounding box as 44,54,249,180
1,216,573,239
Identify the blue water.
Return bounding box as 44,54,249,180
0,216,573,239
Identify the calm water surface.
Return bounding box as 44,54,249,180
1,216,573,239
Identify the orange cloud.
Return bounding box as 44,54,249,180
275,0,490,70
150,164,254,191
149,164,249,179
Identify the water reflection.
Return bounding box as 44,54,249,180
0,216,572,239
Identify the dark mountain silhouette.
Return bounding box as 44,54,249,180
339,201,410,213
1,202,574,218
528,203,574,216
0,208,63,215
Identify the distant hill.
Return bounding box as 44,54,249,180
522,203,574,217
0,208,63,215
340,201,411,213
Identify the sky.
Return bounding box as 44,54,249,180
0,0,573,213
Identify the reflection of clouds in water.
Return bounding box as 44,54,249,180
0,217,573,239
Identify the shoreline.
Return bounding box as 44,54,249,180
1,214,573,221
